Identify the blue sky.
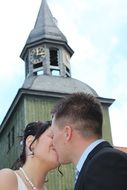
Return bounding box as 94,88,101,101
0,0,127,146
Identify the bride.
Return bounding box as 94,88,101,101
0,121,59,190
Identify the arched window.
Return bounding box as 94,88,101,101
50,49,58,66
49,48,60,76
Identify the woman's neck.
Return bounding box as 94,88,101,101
21,159,48,190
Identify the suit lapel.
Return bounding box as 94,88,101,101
74,141,112,190
84,141,112,164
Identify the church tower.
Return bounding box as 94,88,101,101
21,0,73,78
0,0,114,189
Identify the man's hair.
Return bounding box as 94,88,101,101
52,93,103,138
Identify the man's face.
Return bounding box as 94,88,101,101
51,116,69,164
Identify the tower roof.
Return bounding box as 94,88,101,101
22,75,98,96
26,0,67,45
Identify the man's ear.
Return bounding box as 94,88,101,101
64,125,73,141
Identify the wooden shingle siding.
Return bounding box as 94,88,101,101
0,92,113,189
46,164,74,190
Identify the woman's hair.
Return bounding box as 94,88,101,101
20,120,51,166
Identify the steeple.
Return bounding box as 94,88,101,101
26,0,67,44
20,0,74,78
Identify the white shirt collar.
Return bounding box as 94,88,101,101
76,139,104,173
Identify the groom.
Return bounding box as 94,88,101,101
51,92,127,190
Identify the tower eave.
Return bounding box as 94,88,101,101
20,38,74,60
97,97,115,107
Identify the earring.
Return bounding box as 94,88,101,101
28,151,34,156
27,148,34,157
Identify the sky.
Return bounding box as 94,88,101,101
0,0,127,147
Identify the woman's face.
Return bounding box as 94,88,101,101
33,127,59,170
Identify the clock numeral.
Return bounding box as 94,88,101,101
31,48,36,54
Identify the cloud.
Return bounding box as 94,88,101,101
110,105,127,147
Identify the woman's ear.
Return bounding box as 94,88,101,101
26,135,35,148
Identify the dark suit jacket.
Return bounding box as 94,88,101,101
74,141,127,190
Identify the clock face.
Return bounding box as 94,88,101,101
30,46,46,64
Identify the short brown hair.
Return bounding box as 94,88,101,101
52,93,103,138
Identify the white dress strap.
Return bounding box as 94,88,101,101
14,172,28,190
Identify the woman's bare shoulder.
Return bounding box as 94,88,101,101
0,168,17,190
0,168,16,177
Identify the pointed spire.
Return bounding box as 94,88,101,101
26,0,67,44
